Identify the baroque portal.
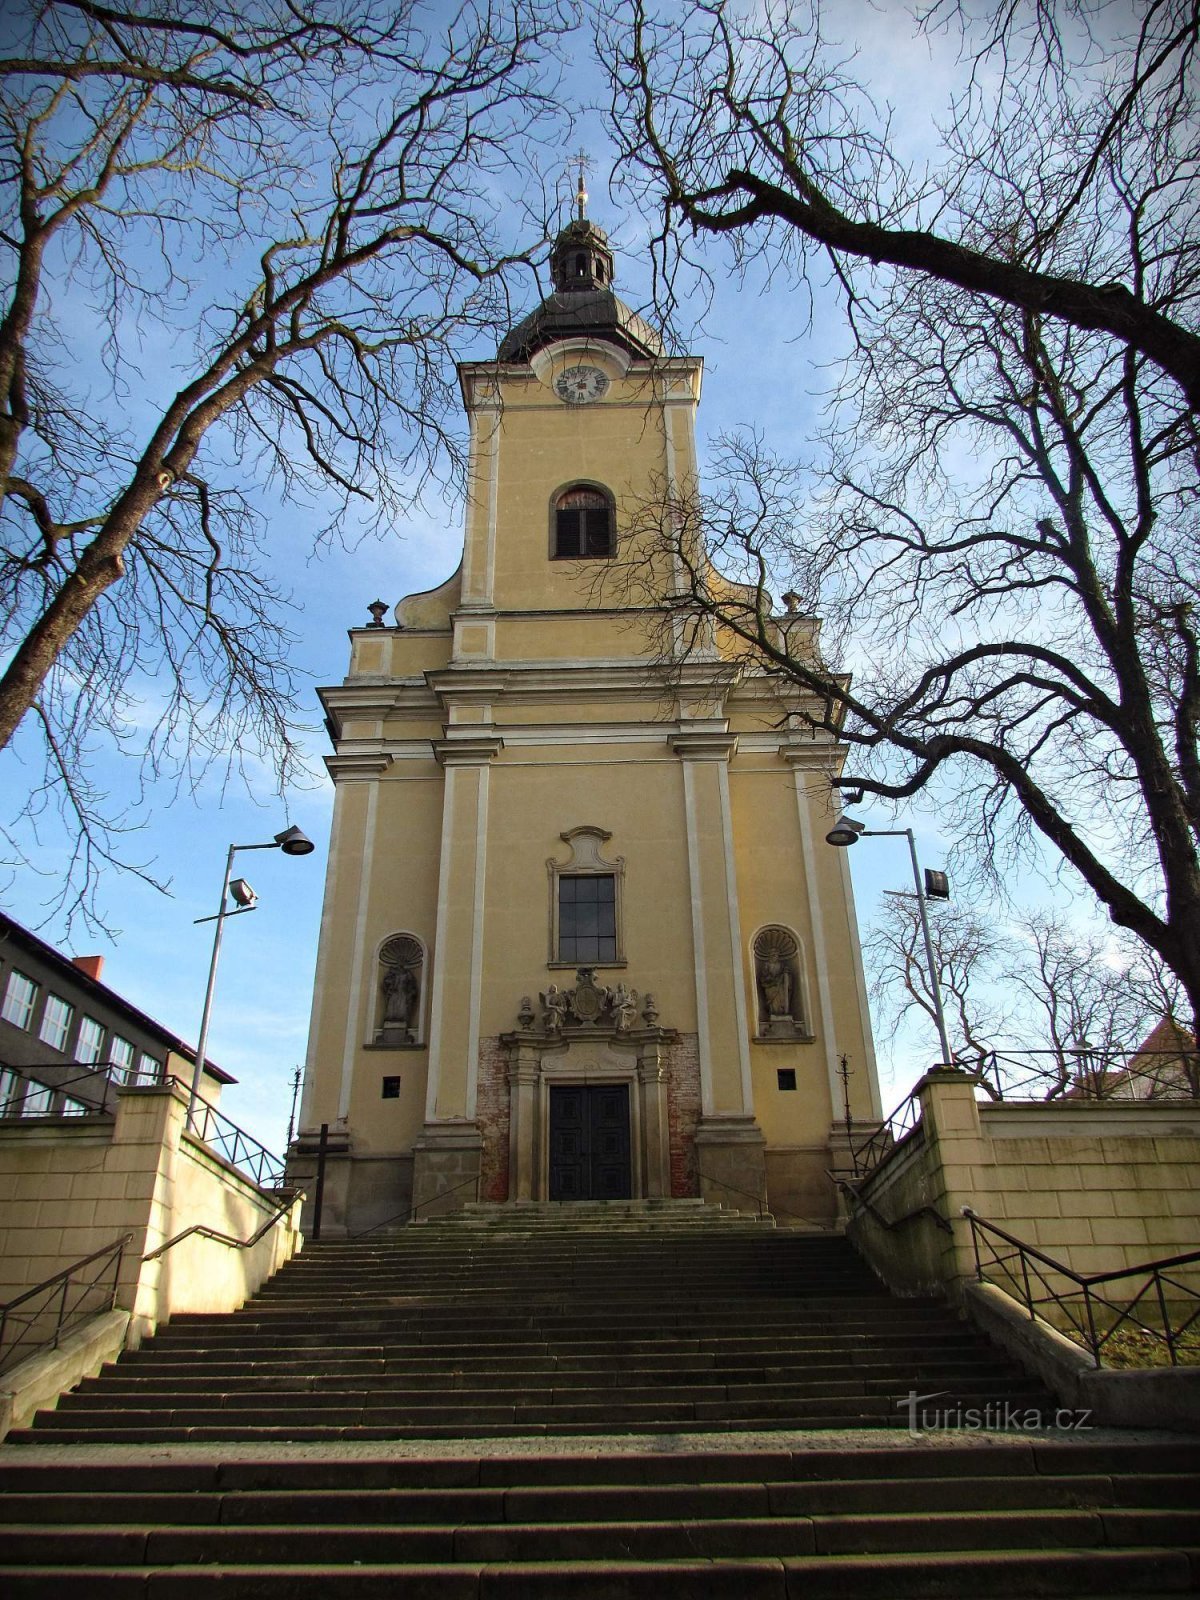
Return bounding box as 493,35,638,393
504,969,674,1202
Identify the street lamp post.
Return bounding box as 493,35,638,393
825,815,955,1070
187,826,314,1132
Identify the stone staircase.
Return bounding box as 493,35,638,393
7,1201,1053,1441
2,1202,1198,1594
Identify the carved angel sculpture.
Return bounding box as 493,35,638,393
540,984,568,1034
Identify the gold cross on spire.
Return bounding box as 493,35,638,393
572,148,590,220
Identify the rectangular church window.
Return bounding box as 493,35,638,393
381,1076,401,1099
776,1068,797,1092
557,874,617,963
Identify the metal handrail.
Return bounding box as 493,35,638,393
831,1170,952,1235
977,1048,1199,1102
963,1207,1200,1368
848,1087,923,1178
183,1086,286,1189
695,1167,767,1218
0,1058,144,1117
142,1190,304,1262
348,1173,483,1239
0,1066,286,1193
0,1234,132,1377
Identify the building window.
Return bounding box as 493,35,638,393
557,874,617,964
0,1067,18,1114
21,1082,53,1116
61,1097,89,1117
552,485,614,559
381,1076,401,1099
109,1036,135,1082
547,826,626,968
38,993,74,1053
1,970,38,1030
75,1015,106,1064
137,1052,162,1085
777,1068,798,1092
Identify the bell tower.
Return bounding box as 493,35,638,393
294,207,881,1234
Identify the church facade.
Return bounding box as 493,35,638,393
293,210,881,1235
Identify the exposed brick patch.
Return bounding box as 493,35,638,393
476,1037,510,1202
668,1033,702,1198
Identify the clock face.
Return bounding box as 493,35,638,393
554,365,610,405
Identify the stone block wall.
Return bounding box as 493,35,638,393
848,1070,1200,1307
0,1082,301,1347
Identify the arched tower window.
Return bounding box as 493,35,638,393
553,485,615,560
374,933,424,1045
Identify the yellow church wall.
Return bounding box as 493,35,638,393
303,771,443,1155
475,753,699,1041
491,612,663,663
481,395,683,616
354,629,450,681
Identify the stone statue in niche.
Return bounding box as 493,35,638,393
753,927,805,1038
376,934,423,1045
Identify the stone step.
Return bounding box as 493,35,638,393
3,1451,1200,1597
56,1373,1038,1410
5,1507,1200,1565
2,1555,1194,1599
75,1359,1016,1394
5,1471,1200,1520
14,1223,1161,1599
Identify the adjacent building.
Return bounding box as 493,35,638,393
0,911,232,1117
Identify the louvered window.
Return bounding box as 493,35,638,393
554,487,614,559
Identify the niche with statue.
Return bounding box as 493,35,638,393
375,934,423,1046
753,926,808,1040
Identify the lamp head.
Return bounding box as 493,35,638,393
825,813,866,848
228,878,257,909
274,826,315,857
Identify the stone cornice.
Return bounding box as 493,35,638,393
324,752,395,782
433,735,504,767
669,727,739,762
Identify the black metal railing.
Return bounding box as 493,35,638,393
0,1058,151,1119
695,1168,768,1218
963,1207,1200,1368
830,1170,952,1235
0,1063,288,1193
346,1173,483,1240
847,1086,924,1179
973,1048,1199,1103
142,1190,304,1262
183,1088,287,1190
0,1234,132,1377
